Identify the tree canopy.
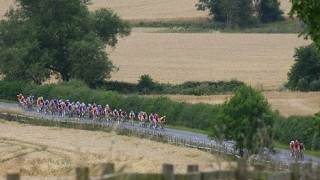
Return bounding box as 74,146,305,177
290,0,320,49
0,0,131,86
196,0,284,28
196,0,254,28
211,85,275,156
257,0,284,23
285,44,320,91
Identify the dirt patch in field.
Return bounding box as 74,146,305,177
160,91,320,117
0,121,232,179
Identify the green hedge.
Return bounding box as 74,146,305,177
0,80,220,130
100,79,245,95
275,115,320,150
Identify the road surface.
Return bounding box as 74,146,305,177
0,101,319,167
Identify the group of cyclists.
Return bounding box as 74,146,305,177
289,140,305,160
17,94,166,130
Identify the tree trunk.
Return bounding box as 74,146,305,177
226,13,232,29
239,148,244,157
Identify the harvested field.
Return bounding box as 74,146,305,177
109,31,310,90
157,91,320,117
0,120,232,178
0,0,292,20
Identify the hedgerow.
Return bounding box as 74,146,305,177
0,80,220,130
99,75,245,95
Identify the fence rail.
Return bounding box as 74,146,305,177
4,159,320,180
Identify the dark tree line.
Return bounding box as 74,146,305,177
196,0,284,28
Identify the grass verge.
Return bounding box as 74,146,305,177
165,124,210,135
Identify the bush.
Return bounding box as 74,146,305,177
212,85,275,155
0,80,29,100
286,44,320,91
310,80,320,91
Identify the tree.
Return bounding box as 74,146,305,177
314,110,320,135
286,44,320,91
0,0,131,86
257,0,284,23
211,85,275,156
137,74,157,94
196,0,254,28
290,0,320,49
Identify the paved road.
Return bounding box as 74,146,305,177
1,101,319,166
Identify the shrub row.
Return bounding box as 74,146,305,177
0,80,220,131
100,78,245,95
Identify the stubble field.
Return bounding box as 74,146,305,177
109,30,310,90
0,120,232,178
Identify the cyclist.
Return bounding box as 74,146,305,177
104,104,111,122
96,105,103,120
299,143,305,160
159,116,166,130
119,109,126,123
129,111,135,126
153,113,159,129
149,113,154,129
294,140,299,151
113,109,119,122
17,94,25,107
36,97,44,113
289,141,294,157
44,99,49,114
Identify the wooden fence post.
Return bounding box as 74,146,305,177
76,166,89,180
300,163,312,180
317,165,320,180
253,163,265,171
290,163,300,180
100,163,115,177
163,164,174,180
6,174,20,180
237,158,247,180
187,165,199,173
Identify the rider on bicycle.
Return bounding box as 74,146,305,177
290,141,294,156
129,111,135,125
36,97,44,113
299,143,305,152
294,140,299,151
